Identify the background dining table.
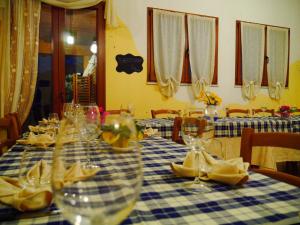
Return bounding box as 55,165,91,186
0,136,300,224
137,116,300,169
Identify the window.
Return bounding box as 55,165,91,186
235,20,290,87
147,8,218,85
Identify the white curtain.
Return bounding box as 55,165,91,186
187,15,215,98
241,22,265,100
41,0,118,27
0,0,10,118
153,9,185,98
267,27,289,100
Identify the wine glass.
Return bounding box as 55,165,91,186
52,117,143,225
180,115,211,192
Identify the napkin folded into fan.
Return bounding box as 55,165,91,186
0,160,100,212
171,151,249,186
143,128,158,137
17,132,55,147
17,132,78,147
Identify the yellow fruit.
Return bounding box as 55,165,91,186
102,132,120,144
112,137,129,148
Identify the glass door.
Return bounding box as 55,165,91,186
27,3,105,125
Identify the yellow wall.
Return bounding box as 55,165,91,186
106,20,300,118
106,21,188,118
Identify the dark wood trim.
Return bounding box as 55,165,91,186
147,8,156,82
147,7,218,85
286,28,290,87
261,25,268,86
211,17,219,85
96,2,106,109
235,20,290,87
181,14,190,84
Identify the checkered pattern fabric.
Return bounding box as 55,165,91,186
214,116,295,137
137,118,174,139
1,137,300,224
137,117,300,139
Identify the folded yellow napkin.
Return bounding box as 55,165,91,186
0,160,52,212
52,158,100,190
143,128,158,137
0,160,100,212
171,151,249,186
17,132,55,147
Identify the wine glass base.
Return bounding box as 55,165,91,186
183,180,211,193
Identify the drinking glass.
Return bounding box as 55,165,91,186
52,118,143,225
181,115,211,192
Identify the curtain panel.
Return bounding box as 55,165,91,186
153,9,185,98
0,1,10,117
267,27,289,100
241,22,265,100
41,0,118,27
187,15,215,98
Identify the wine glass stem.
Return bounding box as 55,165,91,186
194,150,201,184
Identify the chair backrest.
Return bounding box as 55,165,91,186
252,108,275,116
151,109,181,118
226,108,250,117
5,112,22,135
106,109,131,115
240,128,300,187
172,116,206,144
188,109,205,117
0,116,19,155
291,108,300,115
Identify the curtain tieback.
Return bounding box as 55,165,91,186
272,81,282,100
243,80,256,100
158,77,179,98
193,78,207,98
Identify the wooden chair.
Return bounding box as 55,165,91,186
172,116,206,144
0,116,19,155
226,108,250,117
240,128,300,187
151,109,181,119
106,109,131,115
5,112,22,136
188,109,205,117
252,108,275,116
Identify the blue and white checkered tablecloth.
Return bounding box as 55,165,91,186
1,137,300,224
136,118,174,139
214,116,296,137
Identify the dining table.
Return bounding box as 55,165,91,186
0,136,300,224
137,116,300,169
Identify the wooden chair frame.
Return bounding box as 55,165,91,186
240,128,300,187
226,108,250,117
151,109,181,119
188,110,204,117
172,117,206,144
0,117,19,155
252,108,275,116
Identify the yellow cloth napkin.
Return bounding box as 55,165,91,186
171,151,249,186
0,160,100,212
17,132,55,147
52,158,100,190
0,160,52,212
143,128,158,137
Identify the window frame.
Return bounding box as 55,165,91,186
147,7,219,85
235,20,290,87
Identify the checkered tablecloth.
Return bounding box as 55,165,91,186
137,117,300,139
137,118,174,139
1,137,300,224
214,116,295,137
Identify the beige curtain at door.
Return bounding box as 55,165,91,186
0,1,10,118
41,0,118,27
0,0,41,125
